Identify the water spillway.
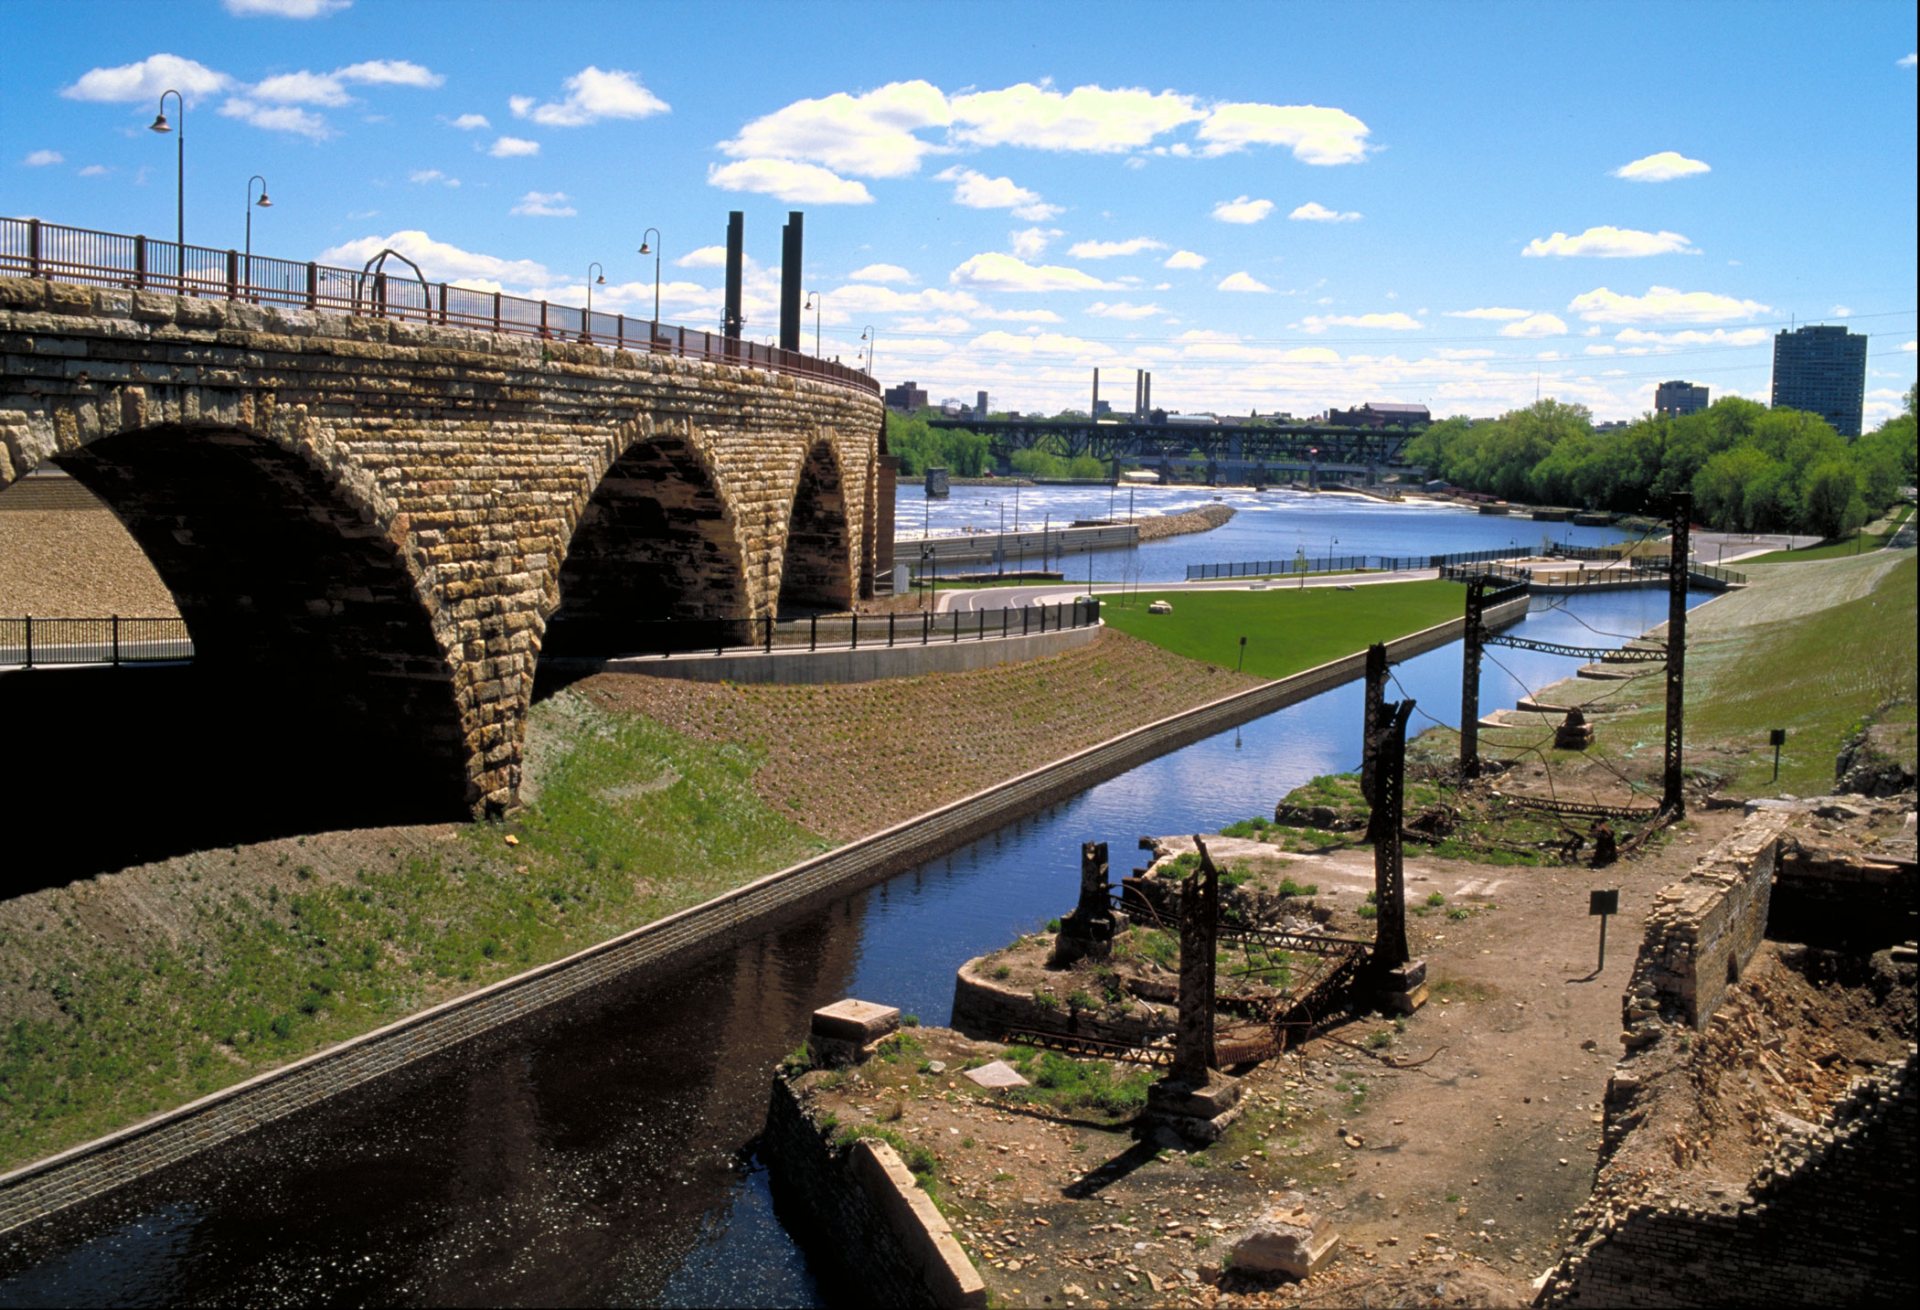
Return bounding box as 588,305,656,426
0,502,1693,1307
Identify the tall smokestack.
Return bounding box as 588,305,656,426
1135,369,1144,418
723,210,744,339
779,211,803,353
1092,367,1100,417
1144,372,1152,414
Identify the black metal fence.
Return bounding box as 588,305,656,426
1186,554,1371,580
0,216,878,396
548,598,1102,660
0,617,192,667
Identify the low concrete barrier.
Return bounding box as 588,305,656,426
586,619,1098,684
0,596,1522,1233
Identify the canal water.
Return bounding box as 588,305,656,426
0,497,1696,1308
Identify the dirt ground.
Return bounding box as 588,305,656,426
795,804,1752,1310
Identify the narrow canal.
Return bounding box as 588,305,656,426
0,499,1700,1307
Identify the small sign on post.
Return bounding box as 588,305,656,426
1769,728,1787,782
1589,888,1620,972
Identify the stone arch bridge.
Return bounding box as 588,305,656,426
0,277,889,816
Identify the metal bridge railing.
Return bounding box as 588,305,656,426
0,216,879,397
0,616,192,667
545,597,1101,660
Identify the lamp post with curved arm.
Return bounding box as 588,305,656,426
803,290,822,356
860,325,876,377
149,90,184,290
584,261,605,341
638,227,662,329
244,175,271,293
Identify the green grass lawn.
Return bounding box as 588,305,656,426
1102,581,1464,680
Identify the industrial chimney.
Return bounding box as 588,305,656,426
779,211,803,353
723,211,744,340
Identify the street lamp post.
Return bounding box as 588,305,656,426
243,175,271,295
638,228,662,333
860,326,876,377
583,262,605,341
150,90,184,291
803,291,822,356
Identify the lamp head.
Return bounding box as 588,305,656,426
256,192,272,209
595,273,606,285
150,113,172,134
638,241,651,255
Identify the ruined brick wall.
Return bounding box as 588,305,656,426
0,277,881,813
1539,1050,1917,1308
1620,811,1792,1043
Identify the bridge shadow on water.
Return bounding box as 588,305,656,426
0,664,466,896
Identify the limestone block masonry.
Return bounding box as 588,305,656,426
0,276,884,813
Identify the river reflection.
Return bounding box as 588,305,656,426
0,587,1701,1308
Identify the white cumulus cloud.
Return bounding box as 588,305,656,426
676,246,728,268
1569,285,1770,324
62,53,230,103
1301,312,1422,332
1612,151,1710,182
1069,237,1166,260
450,113,489,131
489,136,540,158
850,263,913,283
1444,307,1531,320
1217,272,1272,293
1087,301,1165,319
337,60,442,88
1524,226,1697,258
251,70,353,106
511,190,575,217
510,68,668,128
224,0,349,17
1010,227,1064,259
1899,53,1917,68
408,168,459,187
1163,250,1207,270
935,166,1057,218
1289,201,1361,222
968,329,1116,358
1211,195,1274,224
221,99,332,139
721,80,949,179
949,83,1203,152
1500,313,1569,338
949,252,1120,293
23,150,63,167
1614,327,1771,347
708,158,873,204
1194,102,1371,164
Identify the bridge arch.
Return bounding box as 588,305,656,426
777,435,855,614
546,414,751,654
1,412,471,879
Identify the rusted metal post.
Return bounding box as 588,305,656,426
1460,579,1486,778
1663,493,1691,815
1372,700,1415,969
1361,642,1388,842
225,249,238,300
1173,837,1222,1081
304,261,317,309
134,235,147,289
26,219,42,277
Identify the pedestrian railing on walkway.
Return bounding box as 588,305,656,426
1187,545,1532,580
0,216,877,396
547,598,1102,660
0,616,192,667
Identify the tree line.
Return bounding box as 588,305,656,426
1401,387,1916,538
885,412,1109,480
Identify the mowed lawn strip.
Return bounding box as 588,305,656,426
1102,581,1465,680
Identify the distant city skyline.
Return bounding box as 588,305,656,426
4,0,1915,425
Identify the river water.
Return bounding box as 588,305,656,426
0,493,1693,1308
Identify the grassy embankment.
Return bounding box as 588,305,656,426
1474,551,1916,799
0,699,828,1170
1747,503,1914,562
1101,581,1464,679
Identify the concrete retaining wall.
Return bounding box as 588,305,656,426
0,597,1519,1233
762,1073,985,1309
579,619,1098,684
903,523,1137,566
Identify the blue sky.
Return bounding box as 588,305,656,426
5,0,1915,424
